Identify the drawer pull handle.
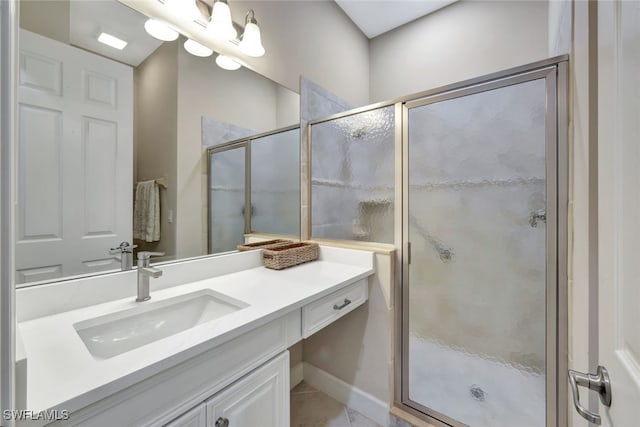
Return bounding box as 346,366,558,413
215,417,230,427
333,298,352,310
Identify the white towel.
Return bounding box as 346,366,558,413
133,180,160,242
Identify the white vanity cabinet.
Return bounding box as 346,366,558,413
205,352,289,427
164,352,289,427
164,405,207,427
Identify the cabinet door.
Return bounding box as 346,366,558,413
206,352,289,427
165,404,206,427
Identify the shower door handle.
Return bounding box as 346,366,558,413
568,365,612,425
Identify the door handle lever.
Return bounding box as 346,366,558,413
568,365,612,425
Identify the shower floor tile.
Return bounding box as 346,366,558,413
291,381,381,427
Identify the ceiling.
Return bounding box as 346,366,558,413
334,0,459,39
70,0,162,67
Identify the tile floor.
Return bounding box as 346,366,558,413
290,381,382,427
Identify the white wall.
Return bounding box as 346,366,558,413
230,1,370,107
303,249,395,406
369,0,549,102
563,1,591,426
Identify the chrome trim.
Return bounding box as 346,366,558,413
556,59,570,427
545,67,559,427
400,102,410,407
307,55,569,127
204,123,299,155
1,0,18,423
305,122,312,240
244,141,251,234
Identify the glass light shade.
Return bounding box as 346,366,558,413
209,1,237,40
184,39,213,57
239,22,265,57
144,19,179,41
215,54,241,70
165,0,202,21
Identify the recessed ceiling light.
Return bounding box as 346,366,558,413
97,32,128,50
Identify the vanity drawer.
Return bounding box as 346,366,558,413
302,279,368,338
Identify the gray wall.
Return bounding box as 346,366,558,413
134,41,179,260
369,0,549,102
175,44,300,258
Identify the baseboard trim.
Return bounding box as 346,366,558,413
302,362,390,427
290,362,303,390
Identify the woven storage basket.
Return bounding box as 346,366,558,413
237,239,293,251
262,242,319,270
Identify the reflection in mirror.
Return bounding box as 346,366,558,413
208,126,300,254
16,0,300,287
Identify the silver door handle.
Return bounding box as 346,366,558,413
215,417,229,427
568,365,612,425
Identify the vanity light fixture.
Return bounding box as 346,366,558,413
239,10,264,57
97,32,128,50
209,0,237,41
215,54,241,70
184,39,213,57
164,0,202,21
144,0,267,69
144,18,179,41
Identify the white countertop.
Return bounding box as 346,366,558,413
18,246,374,414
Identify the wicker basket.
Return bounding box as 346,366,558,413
262,242,319,270
237,239,293,251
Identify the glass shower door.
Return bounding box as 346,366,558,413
404,75,553,426
209,144,248,254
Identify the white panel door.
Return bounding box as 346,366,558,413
16,30,132,284
206,352,289,427
592,0,640,425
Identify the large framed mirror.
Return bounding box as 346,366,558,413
16,0,300,287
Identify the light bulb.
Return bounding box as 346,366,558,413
144,19,179,42
216,54,241,70
164,0,202,21
184,39,213,57
239,22,265,57
210,1,237,40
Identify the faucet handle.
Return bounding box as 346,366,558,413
110,241,137,254
137,251,165,260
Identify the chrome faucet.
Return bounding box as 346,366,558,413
136,251,164,302
110,242,137,271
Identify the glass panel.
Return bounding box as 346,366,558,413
251,128,300,236
311,106,395,243
407,79,547,426
209,146,246,254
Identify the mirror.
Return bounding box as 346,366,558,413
16,0,301,287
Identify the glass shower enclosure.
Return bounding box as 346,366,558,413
308,58,568,427
208,125,300,254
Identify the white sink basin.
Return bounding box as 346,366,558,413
74,290,249,359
